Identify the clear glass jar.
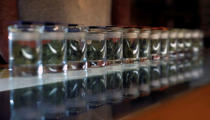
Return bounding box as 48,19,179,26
106,26,123,65
139,27,151,62
123,27,140,63
198,30,204,54
191,30,200,55
40,23,65,74
160,27,169,59
169,29,178,60
8,22,41,77
64,24,87,70
86,26,106,68
177,29,185,59
184,30,192,58
150,28,161,60
105,26,123,103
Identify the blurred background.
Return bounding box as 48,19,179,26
0,0,209,63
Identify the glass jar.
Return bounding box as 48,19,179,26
198,30,204,54
177,29,185,60
64,24,87,70
150,28,161,61
8,22,41,77
123,27,140,63
184,30,192,58
160,27,169,59
139,27,151,62
85,26,107,107
191,30,200,55
40,23,65,74
86,26,106,68
105,26,123,103
169,29,178,60
106,26,123,65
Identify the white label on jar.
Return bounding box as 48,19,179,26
65,32,86,39
192,32,199,38
177,32,184,38
9,32,40,41
124,33,138,38
170,32,177,38
161,78,168,85
161,32,169,39
86,33,105,40
106,32,122,38
41,32,64,40
151,33,160,39
185,33,191,39
140,32,150,39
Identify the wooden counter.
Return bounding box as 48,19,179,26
120,84,210,120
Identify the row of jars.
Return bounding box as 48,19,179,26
8,22,204,76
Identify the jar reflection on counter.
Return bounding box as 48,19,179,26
122,64,139,99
